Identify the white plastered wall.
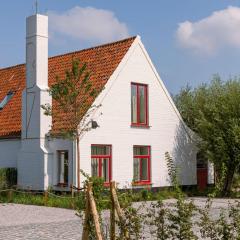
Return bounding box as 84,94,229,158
78,37,197,188
0,139,20,168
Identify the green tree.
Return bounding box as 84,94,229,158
42,59,102,188
174,75,240,196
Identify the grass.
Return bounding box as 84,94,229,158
0,191,85,210
0,186,238,210
0,188,181,210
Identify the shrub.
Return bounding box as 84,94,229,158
145,200,170,239
0,168,17,189
77,170,107,239
199,199,240,240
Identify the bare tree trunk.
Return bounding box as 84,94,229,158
77,136,80,189
222,167,235,196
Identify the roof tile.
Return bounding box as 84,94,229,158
0,36,136,137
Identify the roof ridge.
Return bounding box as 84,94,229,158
0,63,25,72
0,36,137,71
49,36,137,60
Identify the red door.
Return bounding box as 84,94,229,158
197,152,208,191
197,168,208,191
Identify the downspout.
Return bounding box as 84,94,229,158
72,139,76,188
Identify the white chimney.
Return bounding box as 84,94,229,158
22,14,51,139
26,14,48,88
18,14,52,190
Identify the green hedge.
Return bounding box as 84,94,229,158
0,168,17,189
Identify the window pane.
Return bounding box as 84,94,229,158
91,146,110,155
0,91,14,110
102,158,109,182
133,158,140,182
141,158,148,181
134,146,149,156
91,158,99,177
139,86,146,123
131,84,137,123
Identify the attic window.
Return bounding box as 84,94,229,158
0,91,14,110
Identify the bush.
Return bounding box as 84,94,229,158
0,168,17,189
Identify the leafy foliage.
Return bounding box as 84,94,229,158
42,59,102,188
199,199,240,240
0,168,17,189
145,200,170,239
77,170,107,239
174,76,240,195
164,152,198,240
116,188,145,239
165,152,181,195
42,59,102,139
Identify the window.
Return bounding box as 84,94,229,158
0,91,14,110
131,83,148,126
58,151,69,186
133,146,151,184
91,145,112,183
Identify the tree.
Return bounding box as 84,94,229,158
42,59,102,188
174,75,240,196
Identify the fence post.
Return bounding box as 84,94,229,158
70,184,75,209
111,182,129,239
87,182,103,240
82,188,90,240
8,189,13,202
110,181,116,240
44,191,48,206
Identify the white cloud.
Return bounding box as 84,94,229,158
176,6,240,55
48,6,129,44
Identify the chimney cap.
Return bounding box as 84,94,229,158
26,14,48,38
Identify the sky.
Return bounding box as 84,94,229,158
1,0,240,94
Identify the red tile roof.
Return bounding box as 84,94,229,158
0,36,136,138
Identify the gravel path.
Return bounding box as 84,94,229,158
0,198,238,239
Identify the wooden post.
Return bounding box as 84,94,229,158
110,182,129,239
87,182,103,240
44,191,48,206
82,188,90,240
8,189,13,203
71,184,75,198
110,181,116,240
70,184,75,209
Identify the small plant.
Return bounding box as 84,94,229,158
116,187,144,239
168,198,197,240
199,199,240,240
141,188,152,201
116,204,144,240
164,152,198,240
76,170,106,239
145,200,170,240
0,168,17,189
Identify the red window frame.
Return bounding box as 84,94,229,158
133,145,151,185
91,144,112,185
131,82,149,127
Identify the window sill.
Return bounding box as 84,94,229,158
131,124,150,129
132,181,152,187
104,182,111,187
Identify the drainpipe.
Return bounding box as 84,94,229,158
72,139,76,188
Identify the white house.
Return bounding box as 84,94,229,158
0,13,214,190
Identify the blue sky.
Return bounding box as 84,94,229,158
1,0,240,93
